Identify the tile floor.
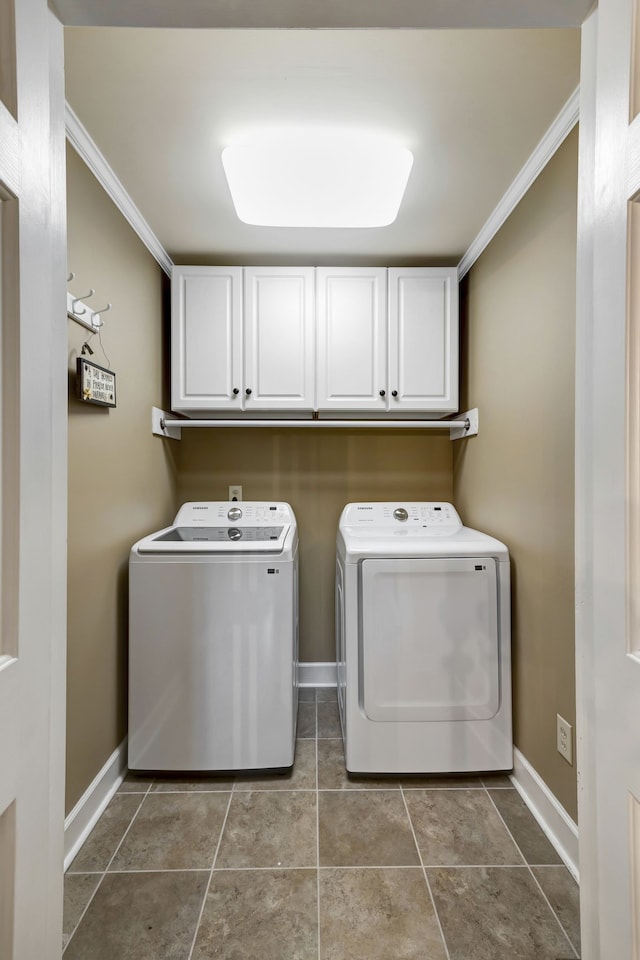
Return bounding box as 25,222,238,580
63,688,581,959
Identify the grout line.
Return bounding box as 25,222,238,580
527,868,580,959
186,789,234,960
395,786,485,791
400,785,452,960
80,863,562,873
319,787,401,793
484,787,579,959
114,785,498,794
480,785,527,867
62,873,106,955
99,868,212,874
63,781,154,953
149,788,235,795
316,719,321,960
103,785,153,873
119,784,497,795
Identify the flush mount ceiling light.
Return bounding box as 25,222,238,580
221,130,413,228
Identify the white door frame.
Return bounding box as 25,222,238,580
575,10,600,957
0,4,67,956
47,10,70,954
575,2,640,956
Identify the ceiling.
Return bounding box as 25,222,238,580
63,25,581,265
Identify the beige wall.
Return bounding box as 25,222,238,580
177,429,452,662
453,129,578,818
66,145,177,813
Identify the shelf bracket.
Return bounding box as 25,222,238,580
450,407,479,440
152,406,182,440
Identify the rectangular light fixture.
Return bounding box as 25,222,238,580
222,130,413,228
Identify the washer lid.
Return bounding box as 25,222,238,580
135,502,297,555
136,524,290,554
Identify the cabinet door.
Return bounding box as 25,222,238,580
172,266,243,412
388,267,458,413
316,267,387,412
243,268,314,411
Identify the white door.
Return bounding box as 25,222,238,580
0,2,67,956
171,266,243,412
388,267,458,414
576,4,640,957
243,267,314,411
316,267,387,412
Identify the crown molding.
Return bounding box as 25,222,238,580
65,86,579,284
458,86,580,280
65,102,173,276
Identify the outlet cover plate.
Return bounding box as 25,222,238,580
557,714,573,765
229,485,243,501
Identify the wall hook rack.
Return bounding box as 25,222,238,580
67,276,111,334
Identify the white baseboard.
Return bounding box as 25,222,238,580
62,672,336,866
511,747,579,881
64,738,127,871
298,661,337,687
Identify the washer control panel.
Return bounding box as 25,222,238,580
342,502,463,534
174,502,294,526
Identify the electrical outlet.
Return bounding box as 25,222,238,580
557,714,573,765
229,485,243,502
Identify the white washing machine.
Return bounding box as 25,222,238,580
128,501,298,772
336,502,512,774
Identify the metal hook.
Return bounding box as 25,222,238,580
71,288,95,316
67,271,76,283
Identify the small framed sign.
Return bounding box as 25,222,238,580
76,357,117,407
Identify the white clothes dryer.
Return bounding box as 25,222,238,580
336,502,512,774
129,502,298,772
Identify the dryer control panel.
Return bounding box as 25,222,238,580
341,502,463,536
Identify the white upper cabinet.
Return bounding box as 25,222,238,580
243,268,315,411
388,267,458,414
172,264,458,416
172,266,243,411
316,267,388,412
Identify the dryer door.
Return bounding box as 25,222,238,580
360,557,500,721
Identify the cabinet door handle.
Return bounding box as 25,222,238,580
233,388,239,396
392,390,398,398
379,389,386,397
246,388,252,396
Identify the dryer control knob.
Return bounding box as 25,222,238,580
228,506,243,521
393,507,408,522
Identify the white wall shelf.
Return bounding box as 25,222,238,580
151,407,479,441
